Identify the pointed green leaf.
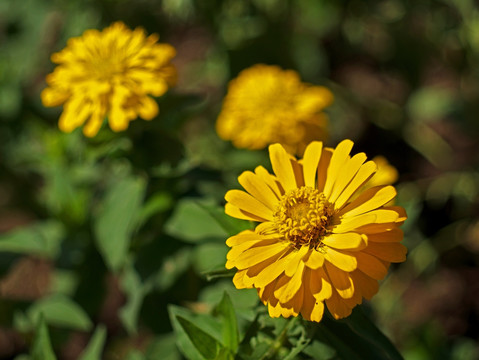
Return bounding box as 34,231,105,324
78,325,107,360
165,199,228,242
28,295,92,331
215,292,239,353
176,316,221,360
342,307,404,360
31,315,57,360
94,176,146,271
0,221,64,259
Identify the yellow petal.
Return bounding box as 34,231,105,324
137,96,158,120
328,152,367,204
385,205,408,223
332,213,377,233
233,242,289,269
225,190,273,221
226,230,277,246
275,262,305,303
254,250,297,287
324,262,354,299
355,252,389,280
356,222,400,234
316,148,333,192
301,268,325,322
325,291,353,319
367,228,403,243
304,249,325,269
323,247,357,271
232,270,251,289
349,270,379,300
323,140,354,199
238,171,279,210
364,242,407,263
226,238,278,261
225,203,266,222
41,87,70,107
334,160,377,210
310,267,333,300
322,232,366,250
291,158,305,188
284,245,309,277
302,141,323,188
269,143,297,192
254,166,283,198
258,278,278,303
340,186,397,218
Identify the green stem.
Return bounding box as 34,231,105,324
259,317,299,360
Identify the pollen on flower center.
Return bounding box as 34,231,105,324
273,186,334,249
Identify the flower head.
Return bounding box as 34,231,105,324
216,64,333,154
41,21,177,137
224,140,407,322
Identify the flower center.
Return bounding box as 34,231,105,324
89,54,126,81
273,186,333,249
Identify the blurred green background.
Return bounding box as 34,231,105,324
1,0,479,359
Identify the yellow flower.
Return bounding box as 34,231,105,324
224,140,407,322
368,156,399,188
216,64,333,154
41,21,177,137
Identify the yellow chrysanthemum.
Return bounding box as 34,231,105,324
224,140,407,322
216,64,333,154
41,21,177,137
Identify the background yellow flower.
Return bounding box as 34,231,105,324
224,140,407,322
216,64,333,154
41,21,177,137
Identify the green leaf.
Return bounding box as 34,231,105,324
197,202,252,237
315,309,403,360
342,307,404,360
78,325,107,360
165,199,229,242
27,295,93,332
145,334,181,360
176,316,221,360
94,176,146,271
301,340,336,360
215,292,239,353
168,305,222,360
136,192,173,227
193,242,229,273
0,221,64,259
31,315,57,360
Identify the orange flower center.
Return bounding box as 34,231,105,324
273,186,333,249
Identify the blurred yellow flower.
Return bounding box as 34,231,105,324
368,156,399,188
216,64,333,154
41,22,177,137
224,140,407,322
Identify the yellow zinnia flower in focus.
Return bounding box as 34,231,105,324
41,22,177,137
216,64,333,154
224,140,407,322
